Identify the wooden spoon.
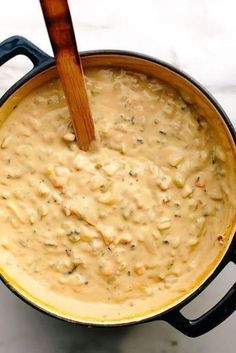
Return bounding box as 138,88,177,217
40,0,95,151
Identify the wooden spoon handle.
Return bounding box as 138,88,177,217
40,0,95,151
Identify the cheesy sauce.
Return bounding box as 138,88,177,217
0,68,235,323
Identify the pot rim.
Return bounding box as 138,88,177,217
0,48,235,327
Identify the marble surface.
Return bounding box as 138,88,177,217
0,0,235,352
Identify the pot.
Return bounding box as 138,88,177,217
0,36,235,337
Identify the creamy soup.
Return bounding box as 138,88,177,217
0,68,235,323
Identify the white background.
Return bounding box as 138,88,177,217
0,1,235,352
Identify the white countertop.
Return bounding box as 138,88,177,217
0,0,235,352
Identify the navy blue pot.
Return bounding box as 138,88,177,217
0,36,235,337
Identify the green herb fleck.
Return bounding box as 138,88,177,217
159,130,167,135
129,170,138,178
136,138,144,144
67,264,78,275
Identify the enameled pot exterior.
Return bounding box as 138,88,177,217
0,36,235,337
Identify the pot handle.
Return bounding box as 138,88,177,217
163,248,236,337
164,282,236,337
0,36,52,68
